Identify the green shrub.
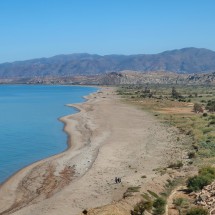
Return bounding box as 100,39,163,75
147,190,159,198
143,200,153,211
209,114,215,120
202,127,213,134
141,193,150,200
206,100,215,112
130,201,145,215
187,175,212,191
202,113,208,117
172,87,181,99
199,166,215,177
187,166,215,191
186,207,208,215
208,119,215,125
173,197,189,208
188,151,196,159
153,197,166,215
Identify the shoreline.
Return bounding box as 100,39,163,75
0,87,101,215
0,86,190,215
0,87,99,188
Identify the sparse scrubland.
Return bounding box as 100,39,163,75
117,84,215,214
117,84,215,159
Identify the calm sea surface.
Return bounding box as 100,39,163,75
0,85,97,183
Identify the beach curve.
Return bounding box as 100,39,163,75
0,87,189,215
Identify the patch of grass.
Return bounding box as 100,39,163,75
127,186,141,192
130,201,145,215
186,207,208,215
202,127,213,134
161,177,185,197
123,186,141,198
141,193,151,201
168,161,183,169
173,198,190,215
147,190,159,198
173,197,189,208
208,119,215,125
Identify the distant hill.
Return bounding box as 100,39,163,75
0,48,215,78
1,71,215,86
98,71,215,85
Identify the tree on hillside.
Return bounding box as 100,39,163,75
193,103,203,113
206,100,215,112
171,87,181,99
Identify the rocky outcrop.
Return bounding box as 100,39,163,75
1,71,215,85
195,182,215,214
98,71,215,85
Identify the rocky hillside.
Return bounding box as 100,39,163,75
0,48,215,78
99,71,215,85
1,71,215,86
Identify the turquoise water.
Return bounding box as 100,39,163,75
0,85,97,183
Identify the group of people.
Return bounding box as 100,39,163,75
115,177,121,184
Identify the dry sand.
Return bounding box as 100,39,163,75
0,87,188,215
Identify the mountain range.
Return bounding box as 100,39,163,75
0,47,215,79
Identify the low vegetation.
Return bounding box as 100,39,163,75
186,207,208,215
173,198,189,214
187,166,215,191
147,190,159,198
117,84,215,158
123,186,141,198
131,194,166,215
118,84,215,214
130,201,146,215
152,197,166,215
168,161,183,169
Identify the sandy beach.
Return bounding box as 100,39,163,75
0,87,189,215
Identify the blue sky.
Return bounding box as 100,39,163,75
0,0,215,63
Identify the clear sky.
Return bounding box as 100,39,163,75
0,0,215,63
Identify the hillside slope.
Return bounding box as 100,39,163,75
0,48,215,78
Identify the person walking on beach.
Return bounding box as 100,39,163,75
115,177,118,184
115,177,121,184
118,177,121,183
